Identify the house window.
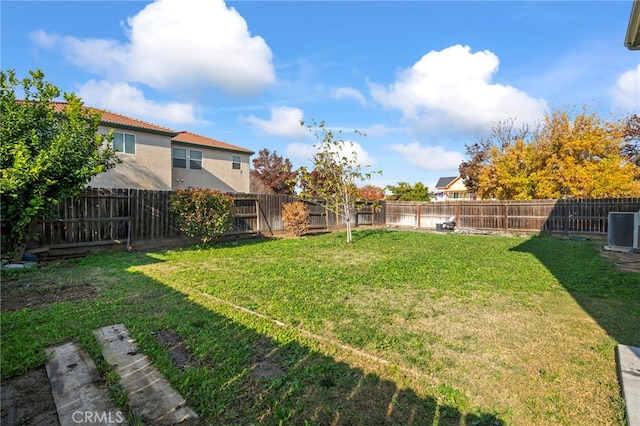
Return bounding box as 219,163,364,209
113,132,135,154
453,193,460,199
189,150,202,170
232,155,241,170
172,148,187,169
173,148,202,170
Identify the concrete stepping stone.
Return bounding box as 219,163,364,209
93,324,198,425
618,344,640,426
45,342,125,425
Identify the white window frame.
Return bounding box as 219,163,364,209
189,150,202,170
172,148,187,169
232,155,241,170
113,132,135,154
173,147,203,170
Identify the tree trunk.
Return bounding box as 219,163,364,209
344,202,352,243
12,241,27,263
325,206,330,230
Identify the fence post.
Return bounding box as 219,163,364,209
417,204,421,228
371,202,375,227
503,201,508,233
455,204,461,228
255,199,260,233
563,199,569,236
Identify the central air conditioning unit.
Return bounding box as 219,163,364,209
607,211,640,249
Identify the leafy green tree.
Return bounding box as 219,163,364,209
385,181,430,201
169,188,235,244
295,120,380,243
1,69,119,261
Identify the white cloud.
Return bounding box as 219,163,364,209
332,141,376,167
285,142,317,164
244,106,309,138
611,64,640,110
78,80,198,126
32,0,275,95
369,45,547,132
332,87,366,105
30,29,58,49
363,124,402,137
285,140,376,168
388,142,464,171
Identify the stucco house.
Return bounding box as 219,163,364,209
171,131,252,193
433,176,475,201
52,103,254,193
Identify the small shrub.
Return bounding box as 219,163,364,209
282,201,310,237
169,188,235,244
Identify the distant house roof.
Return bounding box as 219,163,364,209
51,101,178,136
172,131,254,155
435,176,459,189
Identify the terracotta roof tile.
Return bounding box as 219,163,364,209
173,131,254,154
27,101,253,154
51,101,177,134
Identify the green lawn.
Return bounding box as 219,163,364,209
2,230,638,425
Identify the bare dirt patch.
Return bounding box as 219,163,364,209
0,284,99,313
1,367,59,426
599,250,640,273
153,329,203,370
249,360,284,379
249,337,285,379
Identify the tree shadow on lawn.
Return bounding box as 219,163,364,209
1,251,505,425
128,271,505,425
511,235,640,347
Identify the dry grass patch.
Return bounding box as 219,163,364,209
335,286,623,424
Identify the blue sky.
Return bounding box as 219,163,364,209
2,0,639,191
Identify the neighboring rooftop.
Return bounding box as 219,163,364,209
50,101,178,135
45,101,253,153
173,131,254,154
435,176,459,189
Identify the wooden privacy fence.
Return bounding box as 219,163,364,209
32,188,386,253
232,193,384,233
37,188,179,250
30,189,639,256
386,198,640,234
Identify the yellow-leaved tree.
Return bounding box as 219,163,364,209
476,106,640,199
479,139,539,200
